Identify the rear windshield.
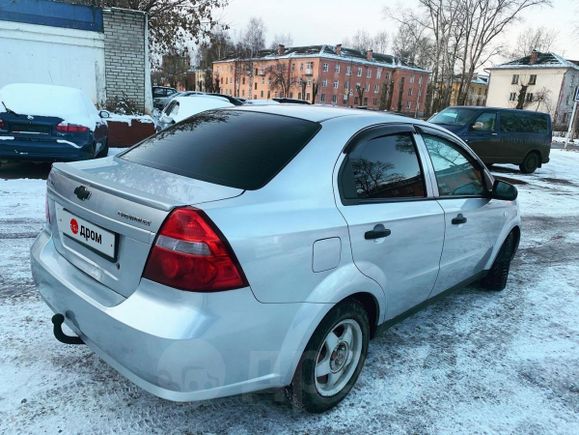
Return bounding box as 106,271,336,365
429,108,478,126
121,110,321,190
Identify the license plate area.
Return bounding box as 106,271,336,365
56,207,118,262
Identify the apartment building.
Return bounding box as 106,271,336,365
487,50,579,129
213,44,430,116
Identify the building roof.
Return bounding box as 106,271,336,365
488,51,579,71
214,44,429,73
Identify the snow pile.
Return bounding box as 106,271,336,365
0,83,99,129
107,113,154,126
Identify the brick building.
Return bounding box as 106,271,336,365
0,0,152,112
213,44,430,116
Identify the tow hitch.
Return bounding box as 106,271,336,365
51,314,85,345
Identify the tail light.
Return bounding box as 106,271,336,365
56,122,89,133
0,119,4,129
143,207,248,292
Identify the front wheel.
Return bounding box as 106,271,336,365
519,152,540,174
286,300,370,413
96,139,109,158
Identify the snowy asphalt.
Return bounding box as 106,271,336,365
0,151,578,434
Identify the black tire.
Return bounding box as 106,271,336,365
480,232,517,291
286,300,370,413
519,151,540,174
96,139,109,158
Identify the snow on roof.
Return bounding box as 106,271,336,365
214,44,429,73
0,83,98,127
488,51,579,71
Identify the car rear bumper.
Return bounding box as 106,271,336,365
0,137,93,161
31,229,322,401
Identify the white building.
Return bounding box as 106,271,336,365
486,50,579,129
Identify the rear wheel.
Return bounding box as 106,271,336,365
519,151,540,174
286,300,369,413
480,232,517,291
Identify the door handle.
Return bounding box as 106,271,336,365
451,213,467,225
365,224,392,240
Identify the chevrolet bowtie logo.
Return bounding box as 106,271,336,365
74,185,91,201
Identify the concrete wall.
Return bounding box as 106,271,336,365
103,8,151,113
0,20,106,104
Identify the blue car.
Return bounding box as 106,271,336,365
429,106,552,173
0,83,109,162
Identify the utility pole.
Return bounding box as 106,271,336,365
564,86,579,150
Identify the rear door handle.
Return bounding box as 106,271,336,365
365,224,392,240
451,213,467,225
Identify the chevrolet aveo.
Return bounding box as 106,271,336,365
31,106,520,413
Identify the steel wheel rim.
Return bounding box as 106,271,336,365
314,319,363,397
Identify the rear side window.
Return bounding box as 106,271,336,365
121,110,320,190
341,133,426,200
500,111,549,134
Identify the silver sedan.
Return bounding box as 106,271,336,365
31,106,520,412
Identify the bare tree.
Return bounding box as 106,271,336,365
266,61,294,97
270,33,294,49
74,0,229,64
373,31,390,53
508,26,558,58
235,17,267,98
345,30,374,51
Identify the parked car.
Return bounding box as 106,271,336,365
429,106,552,173
244,99,281,105
156,95,234,131
152,86,178,109
207,93,245,106
0,83,109,162
32,106,520,413
273,97,311,105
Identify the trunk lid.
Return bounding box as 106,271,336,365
1,112,63,141
47,157,244,297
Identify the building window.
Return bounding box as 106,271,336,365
322,79,328,87
291,64,295,71
333,80,339,89
526,93,534,102
366,69,372,78
306,93,310,100
332,94,337,104
363,97,368,105
512,74,519,85
408,88,413,96
323,63,329,72
307,79,312,87
346,65,352,76
260,90,264,97
418,76,422,85
407,101,412,110
374,84,379,93
345,80,350,89
409,75,415,84
321,94,326,102
335,64,341,73
357,67,363,77
373,98,378,105
365,83,370,92
254,82,257,90
242,77,246,85
529,74,537,85
298,92,302,99
377,68,382,79
509,92,517,101
300,63,304,71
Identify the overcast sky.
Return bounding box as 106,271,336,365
217,0,579,65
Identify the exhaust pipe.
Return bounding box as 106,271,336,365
51,314,85,345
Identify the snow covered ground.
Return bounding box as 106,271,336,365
0,150,578,434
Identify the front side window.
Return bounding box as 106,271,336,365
512,74,519,84
422,134,486,197
471,112,497,132
341,133,426,200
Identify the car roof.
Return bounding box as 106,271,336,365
443,106,551,116
229,104,420,124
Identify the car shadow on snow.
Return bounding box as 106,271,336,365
0,161,51,180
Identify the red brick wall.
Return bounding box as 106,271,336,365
213,56,430,116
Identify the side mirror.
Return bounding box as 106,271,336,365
99,110,111,119
471,121,484,130
492,179,518,201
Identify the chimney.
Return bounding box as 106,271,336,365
366,49,373,61
277,44,285,56
335,44,342,56
530,49,539,65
